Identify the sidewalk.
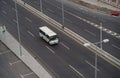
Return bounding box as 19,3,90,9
69,0,120,14
0,41,38,78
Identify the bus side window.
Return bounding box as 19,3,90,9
39,30,45,35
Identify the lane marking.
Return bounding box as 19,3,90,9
12,8,16,11
0,50,11,55
84,29,96,36
27,31,35,37
9,60,21,66
60,42,70,50
46,8,55,13
65,18,73,23
13,19,17,23
116,35,120,39
112,44,120,50
2,10,7,14
25,17,32,23
46,46,55,54
65,10,120,40
2,1,7,4
94,24,99,27
111,32,117,36
69,65,85,78
23,72,34,77
85,60,100,71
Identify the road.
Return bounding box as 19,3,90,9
0,0,120,78
21,0,120,60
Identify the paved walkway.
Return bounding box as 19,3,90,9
80,0,120,11
0,41,38,78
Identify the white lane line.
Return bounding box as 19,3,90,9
0,50,11,55
2,1,7,4
66,18,73,23
112,44,120,50
85,60,100,71
60,42,70,50
90,22,95,26
69,65,85,78
27,31,35,37
13,19,17,23
84,29,96,36
111,32,117,36
94,24,99,27
12,8,16,11
23,72,34,77
46,46,55,54
116,35,120,39
2,10,7,14
25,17,32,23
9,60,21,66
46,8,55,13
65,10,120,39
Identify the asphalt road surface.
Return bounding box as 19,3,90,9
21,0,120,59
0,0,120,78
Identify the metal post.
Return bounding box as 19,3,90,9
61,0,64,29
95,23,102,78
95,52,97,78
100,23,103,49
15,1,22,56
40,0,43,12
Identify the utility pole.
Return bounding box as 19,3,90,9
15,0,22,56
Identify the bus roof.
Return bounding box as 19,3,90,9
39,26,57,36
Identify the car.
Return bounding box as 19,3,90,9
111,11,119,16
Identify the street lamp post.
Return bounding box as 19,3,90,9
84,39,109,78
84,23,109,78
61,0,64,29
40,0,43,12
15,1,22,56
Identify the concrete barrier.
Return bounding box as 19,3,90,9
0,26,53,78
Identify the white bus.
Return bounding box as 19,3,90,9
39,26,59,45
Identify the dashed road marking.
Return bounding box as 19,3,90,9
9,60,21,66
25,17,32,23
116,35,120,39
2,10,7,14
20,72,34,78
60,42,70,50
94,24,99,27
112,44,120,50
27,30,35,37
46,8,55,13
12,8,16,11
46,46,55,54
0,50,11,55
85,60,100,71
13,19,17,23
65,10,120,40
66,18,73,23
69,65,85,78
84,29,96,36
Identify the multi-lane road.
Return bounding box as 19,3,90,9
0,0,120,78
21,0,120,59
